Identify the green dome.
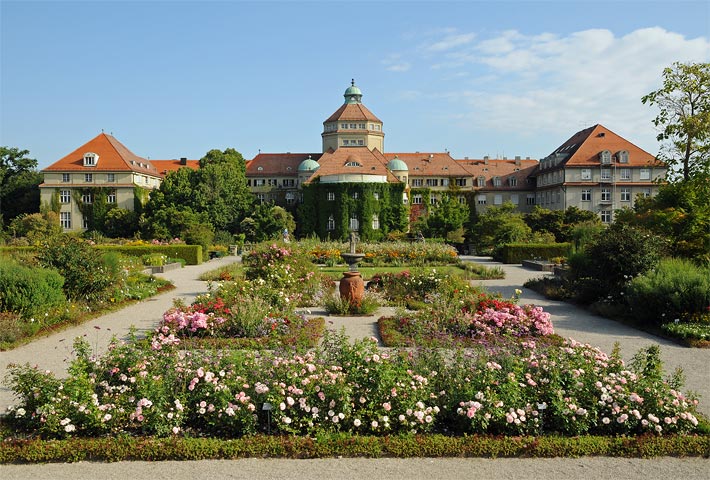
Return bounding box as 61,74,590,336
344,79,363,104
387,157,408,171
298,157,320,172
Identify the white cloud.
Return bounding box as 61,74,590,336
382,54,412,72
407,26,710,153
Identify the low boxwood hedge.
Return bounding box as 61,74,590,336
96,245,203,265
494,243,572,264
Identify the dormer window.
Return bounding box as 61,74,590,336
345,161,362,167
83,152,98,167
477,176,486,187
493,176,502,187
618,150,629,163
599,150,612,164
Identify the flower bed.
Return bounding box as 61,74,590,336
4,335,703,439
296,240,459,267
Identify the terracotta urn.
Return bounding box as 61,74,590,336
339,271,365,307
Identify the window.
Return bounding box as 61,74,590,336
352,192,359,199
371,214,379,230
83,152,98,167
601,168,611,181
508,177,517,187
493,176,502,187
642,188,652,198
107,190,116,204
359,123,366,129
441,178,449,187
327,215,335,231
425,179,438,187
476,194,487,205
601,188,611,202
526,194,535,205
412,194,422,204
430,195,437,205
62,173,70,182
282,179,295,187
494,194,503,205
60,212,71,229
510,194,519,205
107,173,115,182
357,140,364,146
81,193,93,204
411,179,423,187
345,160,362,167
599,150,611,164
581,168,592,180
349,123,356,129
256,193,265,203
620,168,631,180
342,140,350,146
285,192,295,205
458,195,466,205
618,150,629,163
373,192,379,200
144,176,149,184
83,217,90,229
581,189,591,201
327,192,335,201
254,179,265,187
600,210,612,223
477,176,486,187
85,173,93,183
267,179,278,186
456,178,467,187
60,190,71,203
640,168,651,180
349,214,359,231
340,123,347,129
621,187,631,202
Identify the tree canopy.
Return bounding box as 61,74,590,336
642,62,710,182
1,147,40,226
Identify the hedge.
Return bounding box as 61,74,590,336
494,243,572,264
95,245,203,265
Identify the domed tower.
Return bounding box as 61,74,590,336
297,155,320,184
322,80,384,153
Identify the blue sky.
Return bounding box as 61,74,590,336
2,0,709,169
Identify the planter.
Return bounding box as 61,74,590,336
521,259,556,272
143,262,182,275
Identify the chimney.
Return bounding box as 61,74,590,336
180,157,187,166
515,156,521,166
484,155,489,165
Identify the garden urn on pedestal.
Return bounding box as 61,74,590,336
340,232,365,307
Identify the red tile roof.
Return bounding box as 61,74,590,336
386,152,471,177
247,153,322,176
457,158,538,190
546,124,658,167
306,147,398,183
324,103,382,123
42,133,162,176
151,159,200,174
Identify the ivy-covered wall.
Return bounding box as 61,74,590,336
298,182,408,241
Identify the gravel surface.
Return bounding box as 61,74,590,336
1,255,708,478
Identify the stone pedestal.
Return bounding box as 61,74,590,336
339,271,365,307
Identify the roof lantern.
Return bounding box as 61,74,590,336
344,79,363,104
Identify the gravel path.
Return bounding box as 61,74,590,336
1,255,708,478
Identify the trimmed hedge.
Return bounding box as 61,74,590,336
0,261,66,317
95,245,203,265
0,433,708,463
494,243,572,264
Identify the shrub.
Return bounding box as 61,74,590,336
0,260,66,317
0,312,24,344
568,224,664,304
37,236,118,302
626,258,710,327
493,243,572,264
96,245,203,265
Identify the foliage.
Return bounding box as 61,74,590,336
661,322,710,343
0,147,39,227
103,208,139,238
615,174,710,263
568,224,664,304
642,62,710,182
7,211,62,244
424,193,469,242
625,258,710,327
36,236,119,302
298,182,408,241
494,243,572,264
471,203,532,254
241,203,296,243
301,240,459,267
96,244,202,265
323,290,383,315
525,206,600,243
183,223,214,258
0,260,65,318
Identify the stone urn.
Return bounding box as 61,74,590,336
340,232,366,307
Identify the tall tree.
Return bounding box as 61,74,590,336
642,62,710,181
0,147,39,226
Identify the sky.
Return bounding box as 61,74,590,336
1,0,709,170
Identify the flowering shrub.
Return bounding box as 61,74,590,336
5,336,702,439
294,240,459,267
367,269,455,305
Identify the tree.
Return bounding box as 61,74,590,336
241,203,296,242
642,62,710,181
471,202,532,254
426,193,469,242
0,147,39,226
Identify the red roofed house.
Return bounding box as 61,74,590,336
531,124,665,223
40,133,197,231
